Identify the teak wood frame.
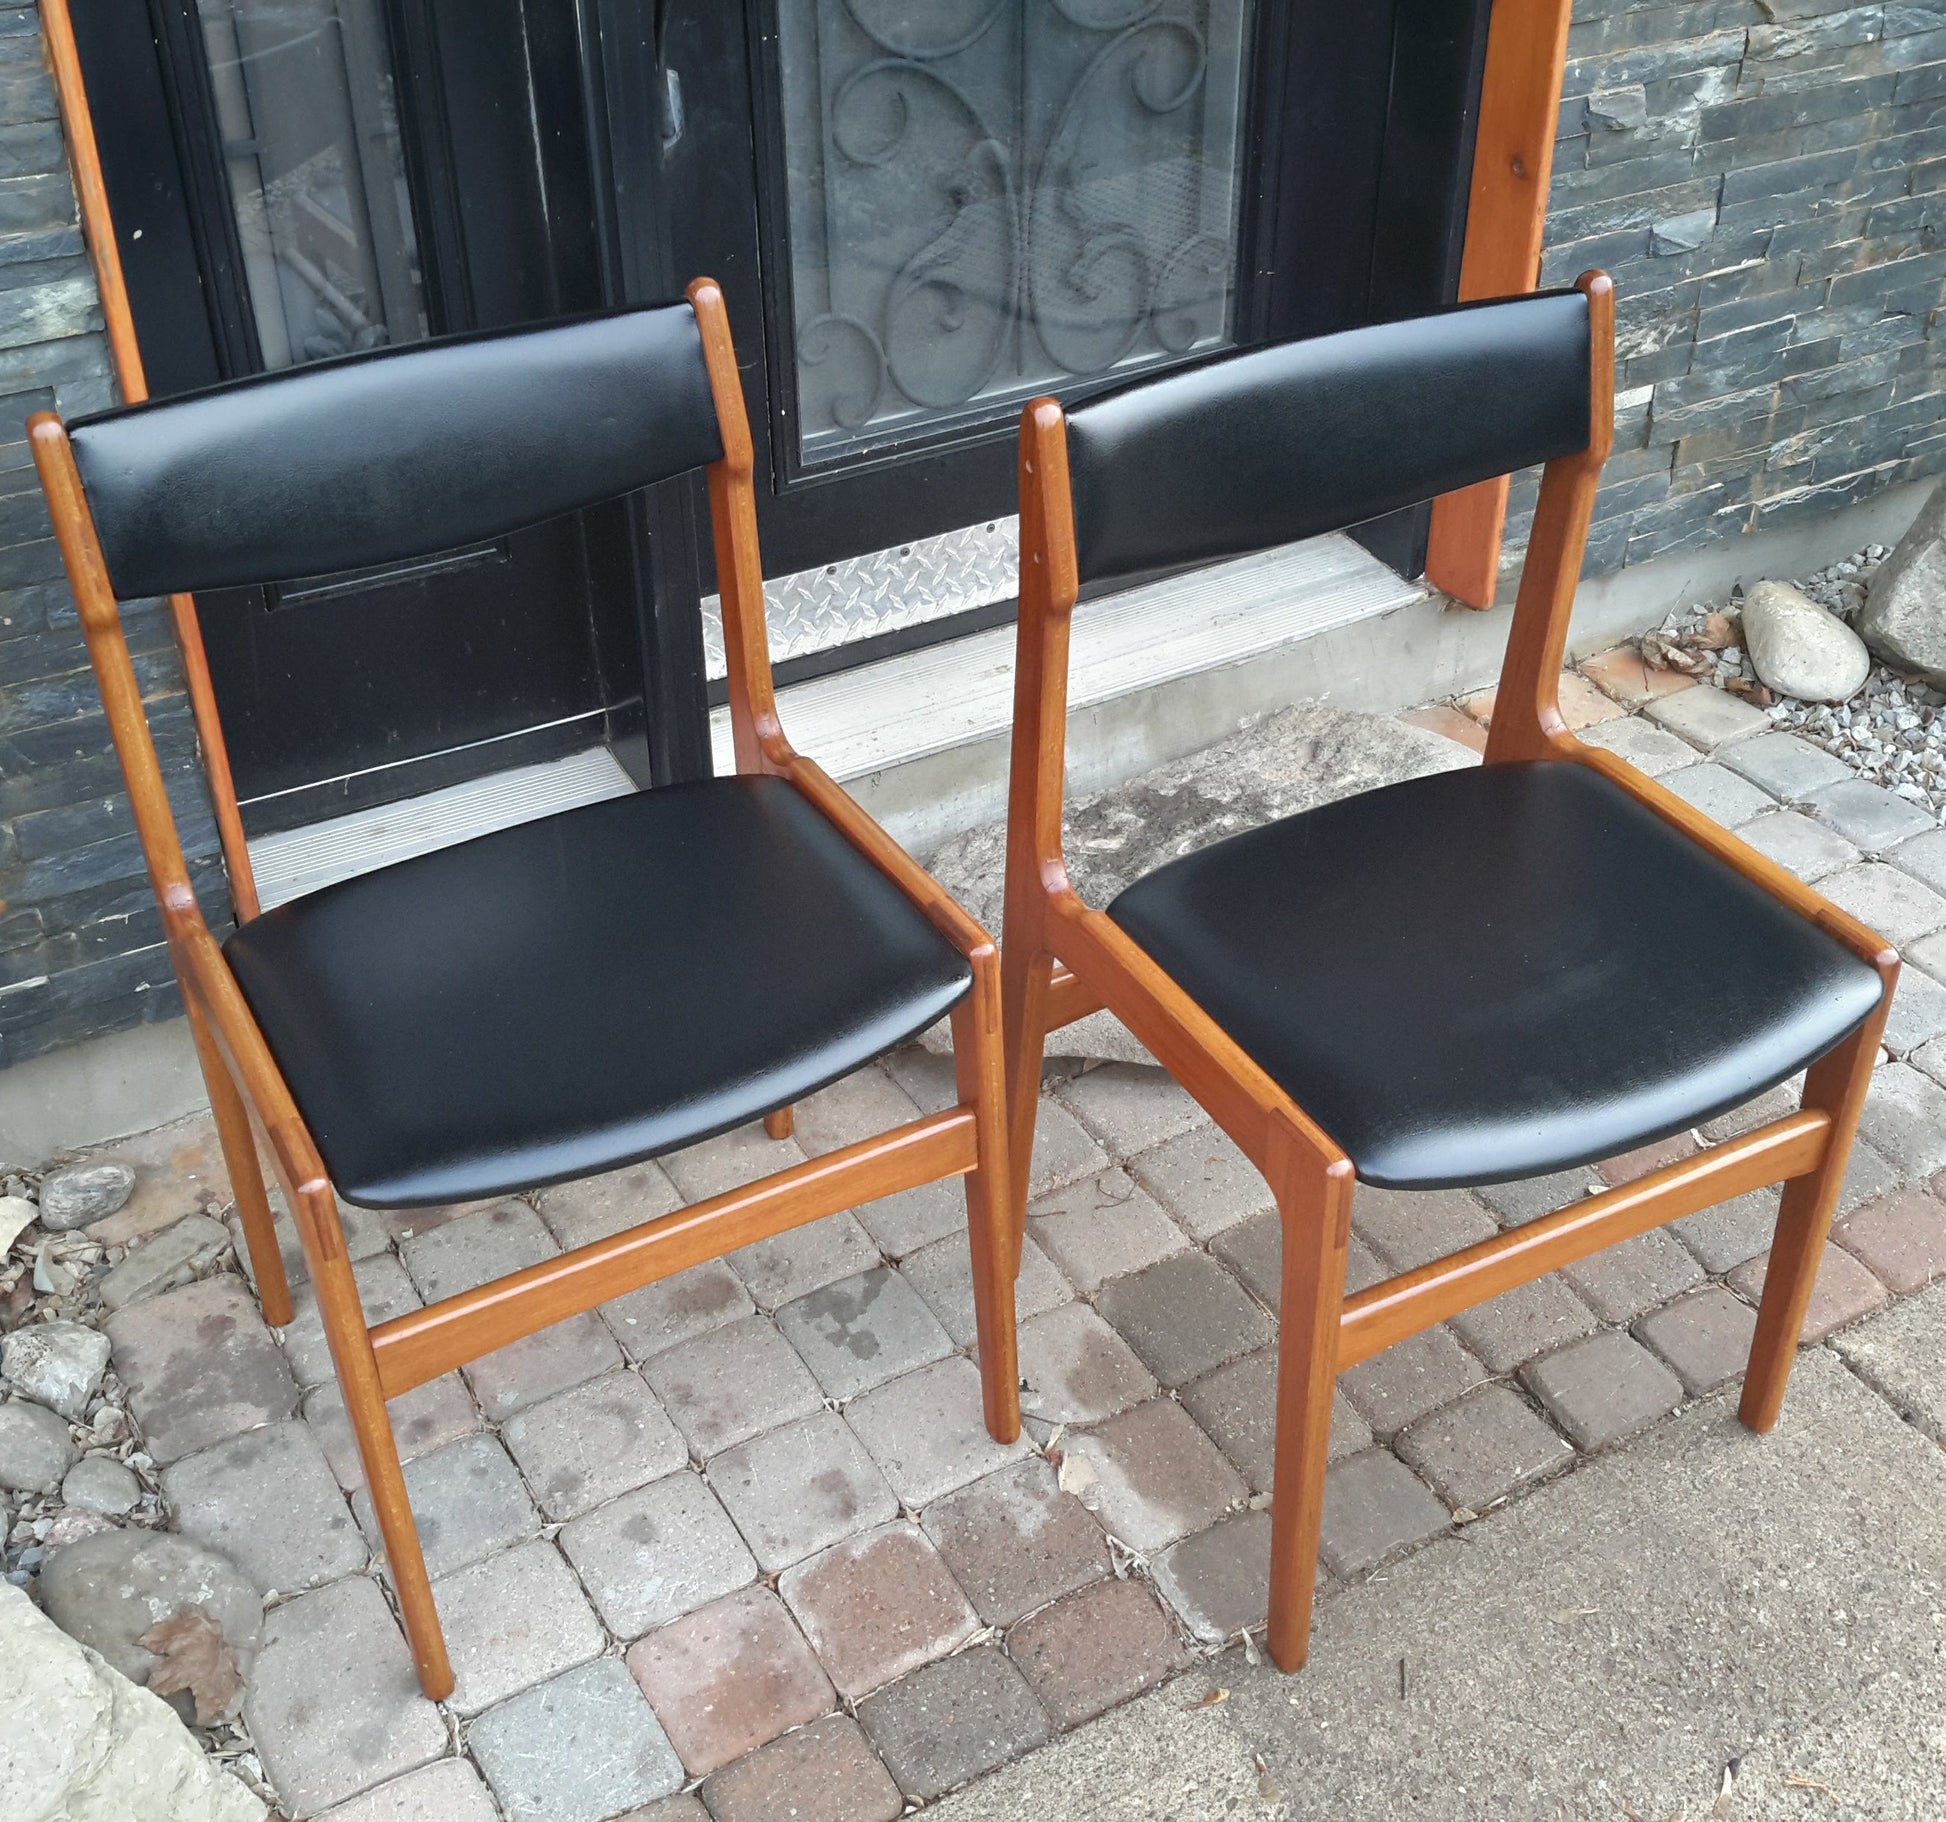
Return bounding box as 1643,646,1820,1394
999,271,1898,1674
28,279,1022,1703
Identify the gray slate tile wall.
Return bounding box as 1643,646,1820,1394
0,4,228,1073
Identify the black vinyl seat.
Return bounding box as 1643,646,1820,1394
224,776,973,1208
1107,760,1883,1190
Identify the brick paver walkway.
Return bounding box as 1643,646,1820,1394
70,653,1946,1819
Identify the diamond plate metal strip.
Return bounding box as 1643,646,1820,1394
701,516,1020,679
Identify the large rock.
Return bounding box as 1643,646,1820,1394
39,1529,262,1726
923,704,1476,1062
4,1321,113,1421
1859,482,1946,683
1741,579,1871,701
38,1160,137,1232
0,1581,265,1821
0,1396,77,1493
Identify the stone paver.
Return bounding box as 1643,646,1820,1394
1833,1186,1946,1293
859,1645,1052,1801
1882,964,1946,1056
1910,928,1946,982
1471,1166,1605,1226
106,1274,298,1466
1634,1286,1758,1395
1659,761,1775,827
398,1202,554,1300
162,1419,364,1595
1060,1398,1246,1553
1024,1097,1114,1198
1672,1185,1782,1274
469,1659,684,1822
664,1121,806,1202
277,1252,420,1386
1820,861,1946,946
1449,1276,1600,1373
776,1265,953,1400
303,1373,479,1493
901,1231,1070,1349
1805,777,1938,851
1319,1447,1451,1573
852,1175,968,1259
1860,1062,1946,1180
1178,1348,1369,1492
352,1432,537,1580
1007,1576,1182,1730
1726,1240,1890,1341
639,1314,822,1458
98,1212,232,1311
730,1211,881,1312
316,1758,499,1822
1521,1330,1683,1450
791,1064,925,1155
1740,808,1861,881
601,1258,754,1362
435,1538,605,1716
245,1574,446,1816
847,1356,1033,1505
1578,644,1697,705
707,1410,899,1571
1093,1251,1273,1387
1051,1063,1206,1157
1560,1228,1705,1322
1152,1509,1274,1643
1015,1302,1157,1427
921,1457,1112,1628
698,1714,903,1822
626,1585,834,1776
1125,1123,1268,1239
1394,1385,1573,1513
499,1368,688,1521
1338,1324,1486,1437
534,1158,683,1249
1403,702,1490,750
0,1398,73,1492
1892,826,1946,893
559,1470,757,1638
1721,729,1854,800
1573,714,1698,775
1026,1168,1187,1293
1353,1185,1495,1268
1643,681,1768,748
780,1521,980,1700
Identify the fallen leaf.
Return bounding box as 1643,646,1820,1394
0,1195,37,1256
1185,1686,1230,1711
1254,1752,1281,1804
1712,1761,1738,1818
1697,611,1737,650
140,1606,245,1725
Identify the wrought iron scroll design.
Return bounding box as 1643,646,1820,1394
781,0,1249,457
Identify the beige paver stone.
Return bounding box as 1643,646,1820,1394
639,1314,822,1457
901,1231,1069,1348
729,1211,880,1312
469,1659,683,1822
163,1419,364,1595
1050,1063,1206,1157
1151,1509,1272,1642
1125,1121,1268,1239
1634,1286,1759,1395
106,1275,298,1466
316,1758,498,1822
1016,1301,1156,1427
600,1257,753,1362
625,1585,834,1776
351,1432,537,1580
559,1469,757,1638
1027,1168,1187,1293
707,1409,898,1571
1338,1323,1485,1437
776,1265,953,1399
1180,1348,1369,1492
436,1538,605,1716
500,1368,687,1521
1061,1398,1246,1554
303,1373,478,1492
780,1520,979,1700
534,1160,682,1249
921,1456,1111,1628
846,1356,1034,1505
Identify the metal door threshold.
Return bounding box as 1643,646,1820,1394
246,746,637,910
711,532,1426,782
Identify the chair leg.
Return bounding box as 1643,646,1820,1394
998,937,1053,1255
954,968,1021,1445
763,1106,795,1141
1265,1141,1355,1673
1740,1020,1881,1434
302,1186,453,1700
184,996,292,1327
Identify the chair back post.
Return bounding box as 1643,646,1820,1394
1484,269,1616,765
1007,398,1082,900
28,414,203,933
687,277,789,776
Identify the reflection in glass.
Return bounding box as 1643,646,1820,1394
778,0,1252,462
200,0,427,370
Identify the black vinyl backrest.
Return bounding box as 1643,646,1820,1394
1063,291,1591,587
67,302,722,600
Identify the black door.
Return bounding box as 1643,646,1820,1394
636,0,1493,682
73,0,675,829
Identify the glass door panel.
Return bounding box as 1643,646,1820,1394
776,0,1253,466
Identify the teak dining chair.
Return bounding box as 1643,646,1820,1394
31,280,1020,1701
999,271,1897,1673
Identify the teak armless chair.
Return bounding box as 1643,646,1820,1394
1000,272,1897,1673
31,280,1020,1701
